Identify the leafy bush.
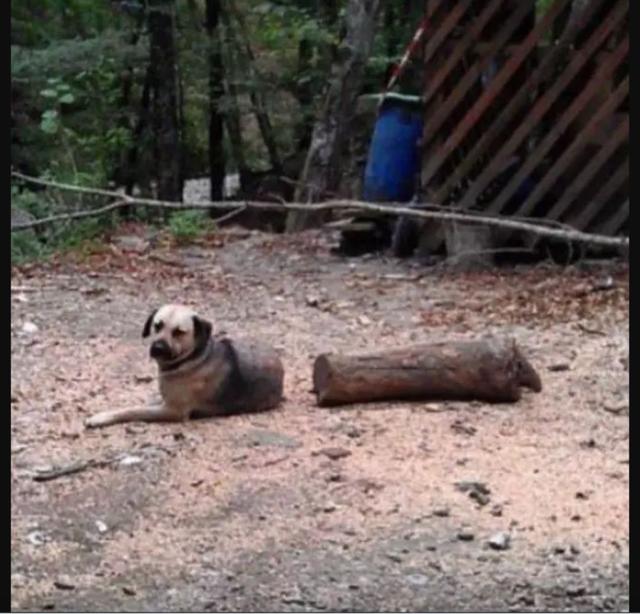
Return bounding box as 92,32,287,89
167,210,215,244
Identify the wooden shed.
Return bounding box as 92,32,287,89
411,0,628,261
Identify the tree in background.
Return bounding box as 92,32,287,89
148,0,183,202
287,0,383,231
206,0,226,205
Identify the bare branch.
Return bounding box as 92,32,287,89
10,172,628,248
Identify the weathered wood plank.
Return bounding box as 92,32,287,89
456,1,627,213
433,0,612,206
503,77,628,224
421,0,568,190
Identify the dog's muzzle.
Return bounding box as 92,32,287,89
150,339,172,360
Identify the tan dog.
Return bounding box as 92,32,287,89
85,304,284,428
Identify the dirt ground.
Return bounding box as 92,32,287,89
11,226,629,612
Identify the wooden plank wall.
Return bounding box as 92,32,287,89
419,0,628,252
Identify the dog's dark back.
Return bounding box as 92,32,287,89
212,337,284,415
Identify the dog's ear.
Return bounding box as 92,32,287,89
142,309,158,338
192,315,212,343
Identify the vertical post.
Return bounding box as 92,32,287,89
148,0,183,203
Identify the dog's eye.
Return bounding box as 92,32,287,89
154,321,164,333
172,329,186,338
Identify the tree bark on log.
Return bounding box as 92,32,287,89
312,337,542,407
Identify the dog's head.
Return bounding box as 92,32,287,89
142,304,212,365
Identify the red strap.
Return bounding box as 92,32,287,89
384,16,430,94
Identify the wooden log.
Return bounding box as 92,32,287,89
312,337,542,407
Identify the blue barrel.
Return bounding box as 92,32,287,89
362,96,423,202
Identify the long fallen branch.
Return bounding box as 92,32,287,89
11,171,628,248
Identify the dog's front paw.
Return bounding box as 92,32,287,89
84,412,112,429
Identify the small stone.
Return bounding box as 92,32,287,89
112,235,149,253
385,552,403,563
119,455,143,466
95,520,108,534
470,490,491,506
487,532,511,551
457,528,475,541
326,473,343,483
306,295,320,307
603,403,628,415
422,403,444,412
344,426,364,439
455,480,490,495
567,564,581,573
317,447,352,460
548,363,570,372
54,579,75,591
22,321,39,334
566,585,586,597
455,480,491,506
243,429,301,449
432,506,450,518
122,586,136,596
405,573,428,586
490,504,503,517
451,419,477,436
27,530,47,546
323,503,337,513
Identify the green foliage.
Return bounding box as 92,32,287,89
11,180,116,263
536,0,556,14
12,0,425,260
167,210,216,244
11,0,124,47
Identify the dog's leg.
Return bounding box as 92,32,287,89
84,404,181,429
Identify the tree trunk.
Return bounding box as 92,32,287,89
227,0,282,173
286,0,382,232
206,0,226,206
312,337,542,407
124,65,153,198
220,7,249,184
148,0,183,203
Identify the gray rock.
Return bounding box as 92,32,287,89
111,235,150,253
487,532,511,551
405,573,429,587
11,207,36,230
242,429,301,449
455,480,491,506
457,528,475,541
317,447,352,460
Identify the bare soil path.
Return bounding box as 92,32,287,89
11,226,629,612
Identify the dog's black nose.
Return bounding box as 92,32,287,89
150,339,171,359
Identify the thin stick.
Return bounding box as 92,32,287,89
11,172,628,248
31,457,119,482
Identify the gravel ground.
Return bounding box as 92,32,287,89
11,226,629,612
